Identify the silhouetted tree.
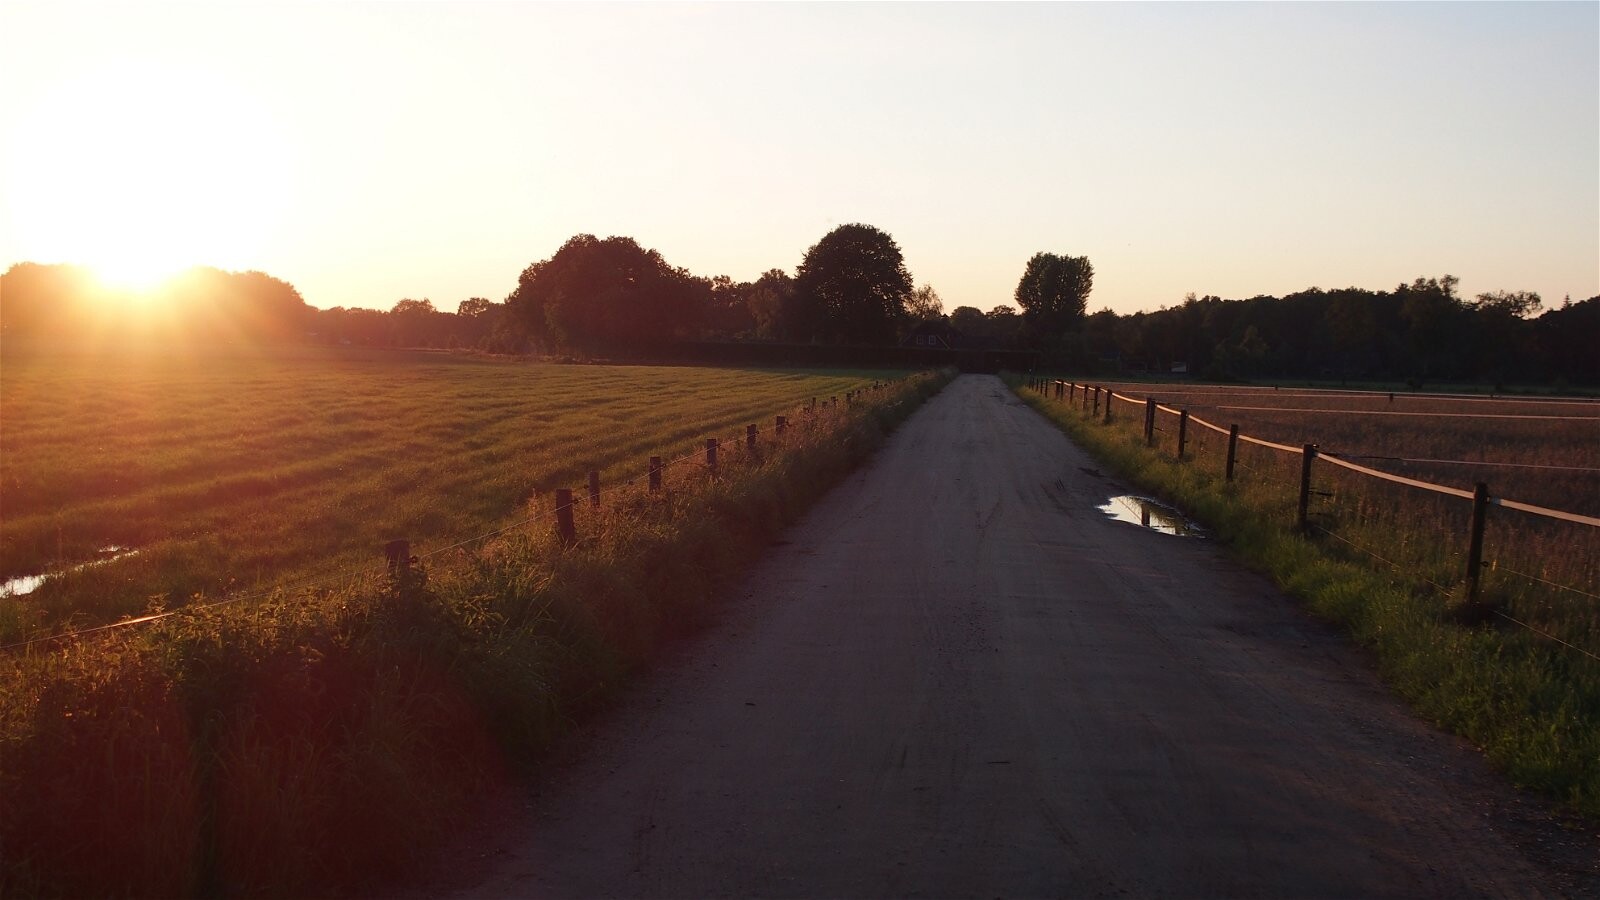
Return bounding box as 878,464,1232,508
451,297,497,348
948,306,987,345
793,224,913,345
1398,275,1469,381
136,266,312,342
703,275,756,338
1468,289,1543,384
1014,252,1093,340
1534,296,1600,384
906,284,943,323
389,298,442,347
457,297,494,319
747,269,797,341
0,263,102,336
506,234,705,355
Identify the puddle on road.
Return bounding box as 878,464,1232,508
1098,496,1205,537
0,546,140,598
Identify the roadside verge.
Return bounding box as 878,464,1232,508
0,369,955,898
1008,374,1600,821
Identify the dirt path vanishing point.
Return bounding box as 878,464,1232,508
438,374,1597,899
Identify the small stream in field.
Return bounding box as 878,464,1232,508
1098,496,1205,537
0,546,141,598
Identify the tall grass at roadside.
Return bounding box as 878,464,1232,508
0,370,953,898
1013,376,1600,819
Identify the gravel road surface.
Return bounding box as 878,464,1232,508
440,374,1596,899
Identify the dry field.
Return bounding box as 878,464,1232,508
1062,379,1599,654
1104,382,1600,515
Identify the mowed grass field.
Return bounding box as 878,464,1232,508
0,343,891,642
0,356,950,898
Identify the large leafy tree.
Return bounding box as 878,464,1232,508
1397,275,1470,380
1,263,311,342
1014,252,1093,339
793,224,913,345
746,268,797,341
1534,296,1600,384
506,234,706,354
0,262,101,336
905,284,943,323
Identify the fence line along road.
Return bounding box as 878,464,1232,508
1025,377,1598,660
3,377,923,654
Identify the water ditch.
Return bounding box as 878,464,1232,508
0,546,141,598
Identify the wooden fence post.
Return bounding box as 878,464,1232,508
1466,482,1490,602
554,489,576,547
649,456,662,493
747,423,758,450
1092,386,1101,416
775,415,787,436
1103,391,1113,424
384,539,410,576
1225,425,1239,481
1297,444,1318,531
706,438,719,479
1177,410,1189,460
1144,399,1157,447
587,470,601,507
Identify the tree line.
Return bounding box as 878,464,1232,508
1066,278,1597,387
0,224,936,354
0,263,312,343
4,231,1592,385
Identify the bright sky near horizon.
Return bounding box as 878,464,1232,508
1,1,1595,316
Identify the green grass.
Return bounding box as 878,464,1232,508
1,342,897,643
0,360,953,898
1012,375,1600,820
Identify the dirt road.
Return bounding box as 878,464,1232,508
444,375,1595,898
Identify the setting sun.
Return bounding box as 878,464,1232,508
2,61,293,291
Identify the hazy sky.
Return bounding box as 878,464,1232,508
2,1,1595,315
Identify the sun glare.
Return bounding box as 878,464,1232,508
90,253,184,295
2,62,294,294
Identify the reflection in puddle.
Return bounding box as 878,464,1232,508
1098,496,1204,537
0,546,140,598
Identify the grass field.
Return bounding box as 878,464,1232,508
1018,375,1600,818
0,346,949,897
0,343,892,644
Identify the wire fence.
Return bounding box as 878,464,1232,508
2,377,929,654
1026,376,1600,664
